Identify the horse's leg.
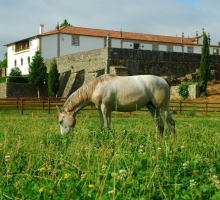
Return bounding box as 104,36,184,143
147,103,164,137
100,104,110,129
106,109,111,127
98,109,104,130
161,108,176,139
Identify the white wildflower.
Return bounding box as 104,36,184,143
5,155,11,162
183,162,188,169
190,179,196,187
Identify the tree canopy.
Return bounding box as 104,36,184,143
48,58,60,97
199,32,210,96
60,19,71,27
28,51,47,97
0,52,7,68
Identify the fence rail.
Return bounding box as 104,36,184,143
0,98,220,115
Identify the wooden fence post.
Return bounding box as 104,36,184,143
16,97,19,109
21,98,23,115
43,99,45,110
48,98,50,114
205,101,208,115
180,101,182,114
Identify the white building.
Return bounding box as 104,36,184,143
5,25,220,75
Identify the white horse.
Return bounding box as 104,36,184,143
57,74,175,138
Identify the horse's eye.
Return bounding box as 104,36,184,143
59,120,63,125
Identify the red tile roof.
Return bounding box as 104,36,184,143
40,26,198,45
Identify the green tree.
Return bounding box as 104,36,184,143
199,32,210,96
48,58,60,97
28,51,47,97
9,67,22,76
60,19,71,27
0,52,7,68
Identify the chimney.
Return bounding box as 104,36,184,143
181,32,184,43
39,24,44,34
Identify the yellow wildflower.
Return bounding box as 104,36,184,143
88,184,94,188
64,173,71,179
39,188,44,193
39,167,46,172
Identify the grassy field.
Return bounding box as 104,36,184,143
0,110,220,200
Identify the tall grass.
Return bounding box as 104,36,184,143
0,111,220,199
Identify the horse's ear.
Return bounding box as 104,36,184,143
56,105,61,113
67,111,75,116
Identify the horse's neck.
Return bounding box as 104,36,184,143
63,88,91,113
72,100,91,113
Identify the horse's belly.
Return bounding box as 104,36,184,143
113,101,146,112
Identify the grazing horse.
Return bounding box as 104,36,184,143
56,74,175,138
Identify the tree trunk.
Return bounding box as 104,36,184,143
37,85,40,98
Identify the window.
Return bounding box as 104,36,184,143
27,56,30,64
14,59,17,67
152,44,159,51
72,36,79,46
15,40,29,52
167,45,173,52
187,46,194,53
134,43,140,50
21,58,23,66
213,48,219,55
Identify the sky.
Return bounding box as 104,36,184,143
1,0,220,60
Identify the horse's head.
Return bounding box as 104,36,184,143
56,106,76,134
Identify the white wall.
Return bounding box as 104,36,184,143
159,45,166,51
193,46,201,54
59,35,105,56
122,42,133,49
140,43,151,50
7,45,14,75
7,33,219,76
7,37,40,75
41,35,57,59
173,46,182,52
111,39,121,48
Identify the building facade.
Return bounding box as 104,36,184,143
5,25,220,75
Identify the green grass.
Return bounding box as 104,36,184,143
0,111,220,199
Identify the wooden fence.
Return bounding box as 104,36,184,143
0,98,220,115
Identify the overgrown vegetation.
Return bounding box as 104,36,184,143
48,58,60,97
178,81,195,99
199,32,210,96
0,111,220,199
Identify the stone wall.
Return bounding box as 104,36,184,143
107,48,220,79
0,82,48,98
44,47,220,79
44,48,108,74
2,47,220,98
0,83,6,98
0,68,6,77
170,84,200,99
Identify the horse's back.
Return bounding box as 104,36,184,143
92,74,170,111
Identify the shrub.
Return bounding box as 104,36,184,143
48,58,60,97
178,82,195,99
9,67,22,76
7,76,29,83
0,77,6,83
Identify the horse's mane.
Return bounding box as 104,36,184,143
63,74,117,112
